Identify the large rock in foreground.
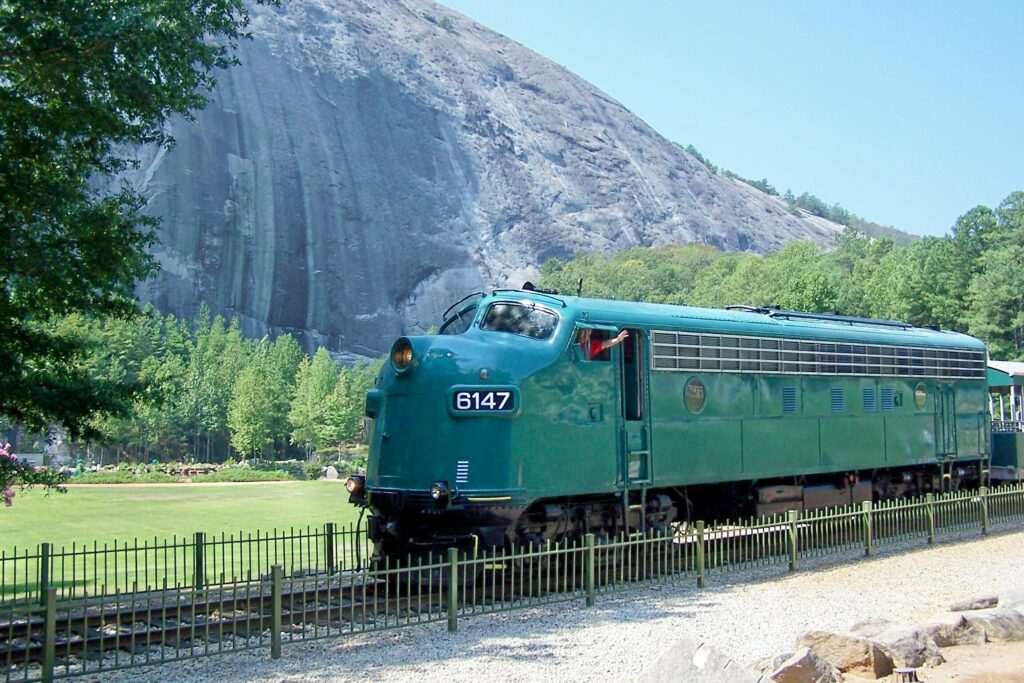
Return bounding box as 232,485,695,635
128,0,839,356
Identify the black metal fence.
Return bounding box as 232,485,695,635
3,484,1023,682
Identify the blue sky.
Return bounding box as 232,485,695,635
440,1,1024,237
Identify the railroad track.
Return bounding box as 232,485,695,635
0,542,689,670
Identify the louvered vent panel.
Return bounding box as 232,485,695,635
863,387,877,412
782,386,798,414
881,387,895,411
831,387,845,412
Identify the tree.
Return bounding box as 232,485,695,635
227,341,274,460
1,441,66,507
266,335,305,456
1,0,271,436
289,349,339,458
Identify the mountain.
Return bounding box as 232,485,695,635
127,0,841,358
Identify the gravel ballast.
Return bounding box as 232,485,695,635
83,530,1024,682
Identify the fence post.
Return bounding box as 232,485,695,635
787,510,799,572
271,564,282,659
926,493,936,544
862,500,873,556
38,542,52,606
42,588,56,683
695,521,706,588
980,486,990,536
584,533,595,607
193,532,206,590
447,547,459,634
325,523,336,574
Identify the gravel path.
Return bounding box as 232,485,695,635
85,529,1024,682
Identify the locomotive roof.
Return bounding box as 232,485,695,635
491,290,985,351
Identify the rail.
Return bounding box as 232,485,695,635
2,483,1023,682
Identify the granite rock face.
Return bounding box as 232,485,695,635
128,0,840,356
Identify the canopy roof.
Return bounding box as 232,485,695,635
988,360,1024,387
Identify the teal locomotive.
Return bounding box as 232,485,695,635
347,288,989,559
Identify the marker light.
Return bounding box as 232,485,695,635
345,476,365,495
430,480,449,502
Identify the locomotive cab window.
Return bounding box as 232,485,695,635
577,328,611,361
439,304,479,335
479,302,558,340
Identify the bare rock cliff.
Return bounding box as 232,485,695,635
129,0,839,356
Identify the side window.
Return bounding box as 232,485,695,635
577,329,611,361
439,305,478,335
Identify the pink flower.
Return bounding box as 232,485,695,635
1,488,13,508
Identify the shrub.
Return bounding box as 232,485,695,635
302,461,325,481
191,469,294,483
73,470,178,484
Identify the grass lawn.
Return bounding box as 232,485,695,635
0,481,363,552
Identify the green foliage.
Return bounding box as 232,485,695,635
71,470,178,484
191,468,294,483
227,340,276,459
51,305,383,464
0,0,274,436
723,170,779,196
682,144,718,173
302,461,326,481
537,190,1024,361
288,348,339,456
1,442,67,506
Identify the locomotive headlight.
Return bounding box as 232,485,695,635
430,480,449,502
345,475,365,495
390,337,414,373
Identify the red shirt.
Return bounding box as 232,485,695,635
582,339,605,360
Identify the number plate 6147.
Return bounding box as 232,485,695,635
448,386,518,416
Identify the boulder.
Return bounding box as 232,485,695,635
950,595,999,611
122,0,842,358
324,466,339,480
638,636,771,683
960,608,1024,642
769,647,842,683
796,630,894,679
998,588,1024,612
851,618,944,668
921,612,986,647
751,652,793,677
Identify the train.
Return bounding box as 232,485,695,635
346,287,992,561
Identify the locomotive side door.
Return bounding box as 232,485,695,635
935,383,957,459
619,328,651,487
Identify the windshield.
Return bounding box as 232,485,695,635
439,304,479,335
479,302,558,340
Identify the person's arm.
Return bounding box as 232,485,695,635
601,330,629,351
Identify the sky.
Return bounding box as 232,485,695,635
440,0,1024,237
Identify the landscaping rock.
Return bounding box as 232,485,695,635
960,608,1024,642
795,630,894,678
325,466,339,480
752,651,793,677
998,588,1024,612
922,612,986,647
769,647,842,683
851,617,944,667
638,636,770,683
950,595,999,611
